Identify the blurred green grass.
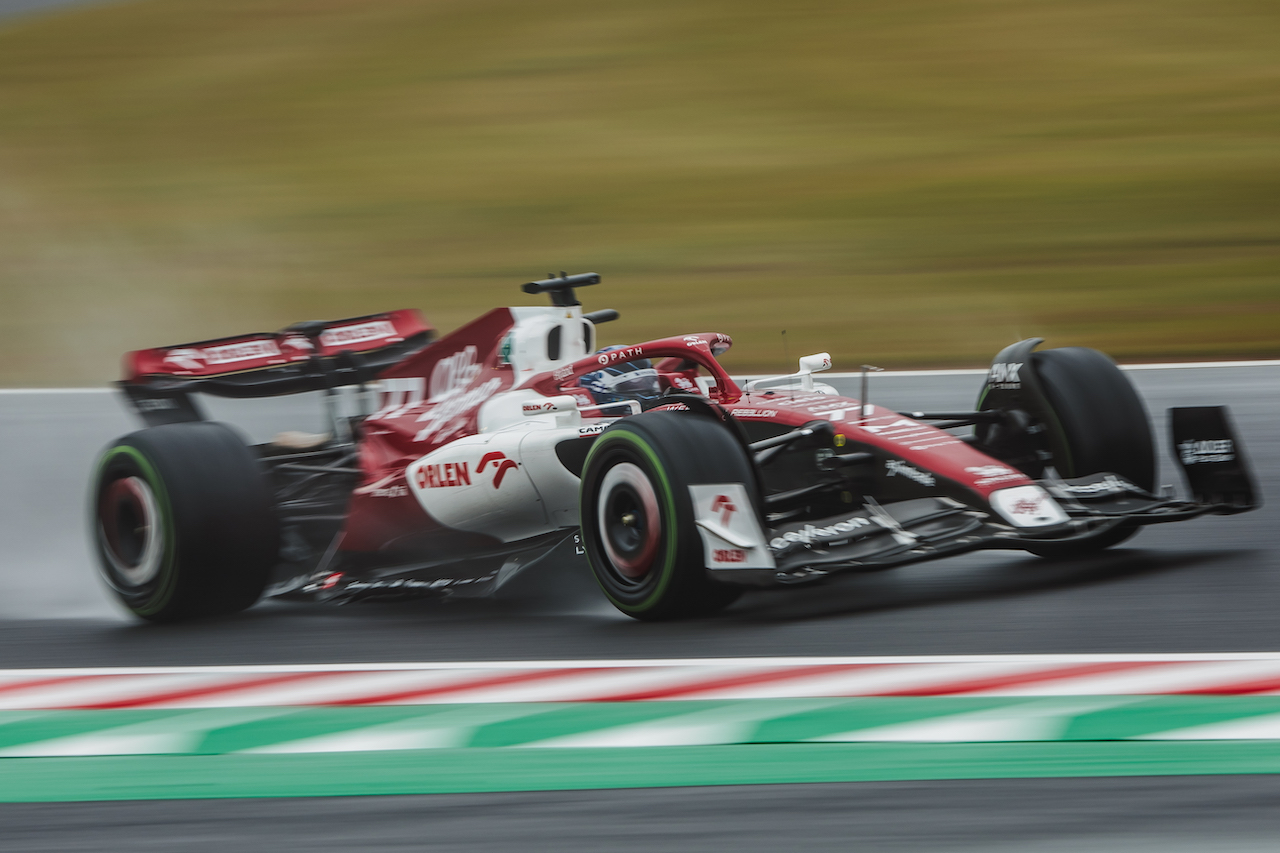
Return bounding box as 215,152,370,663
0,0,1277,384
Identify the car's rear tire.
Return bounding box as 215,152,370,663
93,422,279,621
579,412,747,620
1022,346,1155,558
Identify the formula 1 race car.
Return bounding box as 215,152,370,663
93,273,1260,621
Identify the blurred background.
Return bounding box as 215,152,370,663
0,0,1277,386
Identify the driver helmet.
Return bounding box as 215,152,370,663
578,346,662,408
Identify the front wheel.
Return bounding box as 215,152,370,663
579,412,748,620
1023,346,1155,558
93,422,280,621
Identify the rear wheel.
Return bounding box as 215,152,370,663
580,412,748,620
1023,347,1155,558
93,422,280,621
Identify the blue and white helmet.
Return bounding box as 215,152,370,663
578,346,662,407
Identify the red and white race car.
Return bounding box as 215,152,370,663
93,273,1259,621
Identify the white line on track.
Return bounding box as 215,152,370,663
4,359,1279,395
0,387,114,394
1116,359,1280,371
744,359,1280,380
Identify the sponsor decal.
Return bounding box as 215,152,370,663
279,335,315,359
769,516,873,550
162,348,205,371
859,416,961,452
909,440,961,451
368,484,409,498
477,451,519,488
135,398,178,412
203,339,282,365
596,346,646,366
430,346,483,402
989,485,1068,527
683,335,710,349
553,365,574,382
711,494,737,527
885,459,936,486
523,401,557,414
729,408,776,419
372,377,426,420
1178,439,1235,465
967,465,1015,478
355,574,496,590
690,483,774,570
578,422,610,437
988,362,1022,390
1058,474,1135,498
308,573,499,595
415,461,472,489
319,320,398,349
862,418,933,439
672,376,696,391
965,464,1026,486
415,346,504,442
1012,497,1043,515
417,386,503,439
790,394,840,406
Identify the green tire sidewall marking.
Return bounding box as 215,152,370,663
94,444,178,616
581,428,680,613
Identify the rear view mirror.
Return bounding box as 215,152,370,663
798,353,833,375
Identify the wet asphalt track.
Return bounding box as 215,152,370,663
1,364,1276,849
4,776,1280,853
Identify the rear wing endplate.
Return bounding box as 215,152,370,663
1169,406,1259,513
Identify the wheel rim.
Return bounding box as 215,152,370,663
596,462,661,580
99,475,164,586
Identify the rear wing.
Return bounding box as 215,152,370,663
120,309,434,426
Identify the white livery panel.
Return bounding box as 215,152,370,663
407,433,549,543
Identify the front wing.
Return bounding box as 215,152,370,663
701,478,1244,588
698,403,1260,587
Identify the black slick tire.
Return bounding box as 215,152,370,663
579,411,748,621
92,422,280,622
1025,347,1155,558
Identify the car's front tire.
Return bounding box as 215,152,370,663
93,422,279,621
1022,346,1155,558
579,412,748,620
